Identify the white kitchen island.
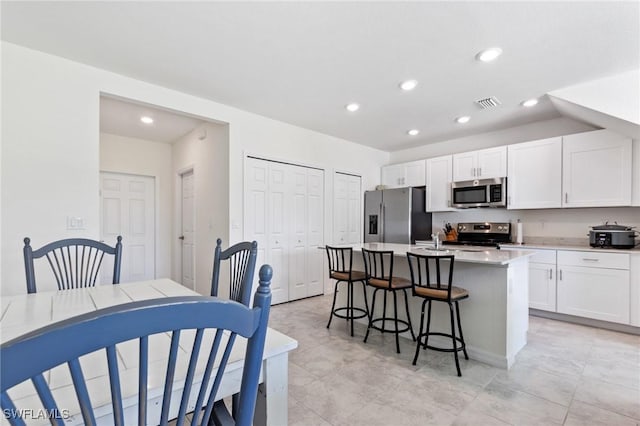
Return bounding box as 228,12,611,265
339,243,534,369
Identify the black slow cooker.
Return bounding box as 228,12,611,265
589,223,638,249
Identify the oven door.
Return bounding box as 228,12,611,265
451,183,489,208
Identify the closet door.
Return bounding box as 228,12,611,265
289,165,308,300
333,173,348,244
346,174,361,244
267,162,290,304
307,168,324,296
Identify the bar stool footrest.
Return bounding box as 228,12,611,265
370,317,412,334
331,306,369,320
418,332,466,353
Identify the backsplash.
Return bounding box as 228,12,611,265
432,207,640,243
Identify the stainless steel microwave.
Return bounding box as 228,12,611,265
451,177,507,208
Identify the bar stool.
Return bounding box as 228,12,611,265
406,252,469,376
325,245,370,337
362,248,415,353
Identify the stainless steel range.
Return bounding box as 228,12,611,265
443,222,512,247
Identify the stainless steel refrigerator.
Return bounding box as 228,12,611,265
364,187,432,244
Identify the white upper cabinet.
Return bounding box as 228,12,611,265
452,146,507,181
425,155,455,212
381,160,425,188
562,129,632,207
507,137,562,209
633,139,640,207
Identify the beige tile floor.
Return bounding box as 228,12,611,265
269,294,640,426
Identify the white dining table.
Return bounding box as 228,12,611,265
0,279,298,425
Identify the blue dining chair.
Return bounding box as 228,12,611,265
1,265,273,426
211,238,258,306
23,236,123,294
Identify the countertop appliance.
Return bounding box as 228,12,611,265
451,177,506,208
443,222,512,247
589,223,638,249
364,187,432,244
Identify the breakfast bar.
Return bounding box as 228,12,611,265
341,243,534,369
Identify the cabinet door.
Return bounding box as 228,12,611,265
507,137,562,209
633,139,640,206
452,152,477,181
562,130,632,207
404,160,426,187
381,164,405,188
557,265,630,324
529,263,556,312
477,146,507,178
426,155,454,212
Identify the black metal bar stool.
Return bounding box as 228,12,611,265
362,248,416,353
406,252,469,376
325,245,370,337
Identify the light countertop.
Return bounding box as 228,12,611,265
340,242,534,266
499,242,640,254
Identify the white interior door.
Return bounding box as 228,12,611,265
333,173,348,244
180,170,195,289
100,172,155,283
346,174,361,244
289,166,308,300
307,168,324,296
267,162,290,304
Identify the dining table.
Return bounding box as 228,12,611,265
0,279,298,425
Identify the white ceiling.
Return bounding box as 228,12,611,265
2,1,638,151
100,96,206,143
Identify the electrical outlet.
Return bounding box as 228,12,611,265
67,216,85,230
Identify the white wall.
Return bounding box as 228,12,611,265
389,117,596,164
172,123,229,296
99,132,173,279
1,42,388,296
549,70,640,125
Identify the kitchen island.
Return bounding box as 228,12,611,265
338,243,534,369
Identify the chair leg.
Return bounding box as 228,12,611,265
364,288,378,343
449,302,462,377
412,298,428,365
348,281,355,337
326,280,340,329
382,290,388,334
361,281,370,323
424,300,432,349
403,289,416,341
455,301,469,360
393,290,400,353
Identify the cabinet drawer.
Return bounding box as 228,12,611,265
557,250,630,270
529,249,556,264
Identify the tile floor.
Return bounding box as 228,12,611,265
269,294,640,426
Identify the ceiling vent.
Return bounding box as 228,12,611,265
475,97,502,109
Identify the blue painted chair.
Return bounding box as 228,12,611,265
0,265,273,426
23,236,123,294
211,239,258,306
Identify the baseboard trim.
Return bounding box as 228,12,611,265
530,309,640,335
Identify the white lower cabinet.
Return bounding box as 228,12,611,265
526,249,557,312
556,251,630,324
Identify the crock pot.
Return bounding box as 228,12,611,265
589,224,638,249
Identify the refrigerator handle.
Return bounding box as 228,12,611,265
380,202,384,242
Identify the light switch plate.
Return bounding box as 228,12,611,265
67,216,85,230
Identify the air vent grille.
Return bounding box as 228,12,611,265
475,97,502,109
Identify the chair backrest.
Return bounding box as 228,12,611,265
325,245,355,278
211,238,258,306
1,265,273,426
406,252,455,299
23,236,123,294
362,248,395,288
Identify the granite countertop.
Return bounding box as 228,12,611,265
346,242,534,266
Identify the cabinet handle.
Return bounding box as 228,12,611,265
478,167,482,176
565,193,568,203
549,268,553,280
559,270,563,281
582,258,599,262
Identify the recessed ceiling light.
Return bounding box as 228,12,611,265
455,116,471,124
407,129,420,136
476,47,503,62
521,98,539,107
400,80,418,91
140,116,154,124
345,103,360,112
